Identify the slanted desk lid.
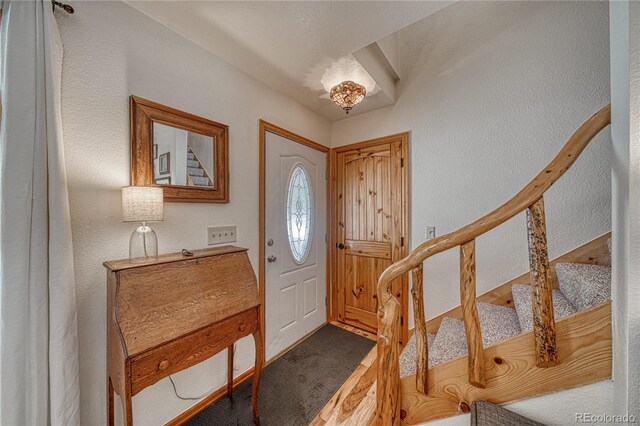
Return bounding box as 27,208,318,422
104,245,247,272
108,247,259,356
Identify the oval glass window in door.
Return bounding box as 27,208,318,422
286,164,313,264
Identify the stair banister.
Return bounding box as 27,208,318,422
410,264,428,393
526,196,559,367
460,239,485,387
375,104,611,426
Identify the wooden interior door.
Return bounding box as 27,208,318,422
333,133,408,342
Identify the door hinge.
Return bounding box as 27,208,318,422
401,316,404,326
325,296,328,306
400,158,404,167
325,169,328,180
401,236,405,247
325,233,327,243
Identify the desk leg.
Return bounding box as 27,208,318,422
107,377,114,426
108,375,132,426
252,329,264,426
123,392,133,426
227,344,234,402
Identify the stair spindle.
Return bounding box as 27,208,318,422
526,197,559,367
411,264,429,394
460,239,486,388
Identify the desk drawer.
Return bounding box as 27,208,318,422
130,307,258,395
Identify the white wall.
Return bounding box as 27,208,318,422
332,2,612,330
624,0,640,417
56,2,331,424
610,0,640,419
610,0,631,419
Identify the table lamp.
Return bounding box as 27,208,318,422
122,186,164,260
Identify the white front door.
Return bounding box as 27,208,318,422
264,130,327,361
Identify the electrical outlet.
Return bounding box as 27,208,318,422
425,226,436,240
207,226,237,245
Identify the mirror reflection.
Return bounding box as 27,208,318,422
153,122,215,187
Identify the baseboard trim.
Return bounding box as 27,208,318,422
165,367,255,426
330,320,377,341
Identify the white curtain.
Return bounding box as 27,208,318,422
0,1,80,425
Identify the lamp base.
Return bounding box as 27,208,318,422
129,222,158,260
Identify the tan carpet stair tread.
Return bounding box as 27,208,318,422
556,262,611,310
512,283,577,332
401,260,612,379
400,303,521,378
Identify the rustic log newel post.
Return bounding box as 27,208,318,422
411,264,429,394
526,197,559,367
376,270,402,426
459,240,486,387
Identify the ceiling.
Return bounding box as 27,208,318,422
125,1,452,121
395,1,550,88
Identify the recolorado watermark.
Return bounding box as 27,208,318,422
576,413,637,423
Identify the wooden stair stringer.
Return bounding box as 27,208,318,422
400,301,612,425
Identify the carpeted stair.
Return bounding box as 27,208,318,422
400,244,612,378
187,147,212,187
555,263,611,310
511,284,576,332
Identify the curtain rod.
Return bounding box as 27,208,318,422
52,0,74,14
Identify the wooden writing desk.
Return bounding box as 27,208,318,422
104,246,262,425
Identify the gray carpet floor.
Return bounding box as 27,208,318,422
187,324,375,426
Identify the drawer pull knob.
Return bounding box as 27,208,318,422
158,360,170,371
239,324,246,332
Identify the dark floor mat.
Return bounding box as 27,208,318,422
187,324,375,426
471,400,547,426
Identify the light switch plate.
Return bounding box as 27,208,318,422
425,226,436,240
207,226,237,245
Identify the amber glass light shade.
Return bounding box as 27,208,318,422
330,81,366,114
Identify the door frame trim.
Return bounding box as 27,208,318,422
258,120,331,364
330,132,410,344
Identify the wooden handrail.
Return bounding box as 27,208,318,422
375,104,611,425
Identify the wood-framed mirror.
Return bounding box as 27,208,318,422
130,96,229,203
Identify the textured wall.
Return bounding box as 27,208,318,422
626,0,640,417
55,2,330,424
610,0,631,418
610,0,640,418
332,1,611,329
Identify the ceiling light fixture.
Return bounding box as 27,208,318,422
330,81,366,114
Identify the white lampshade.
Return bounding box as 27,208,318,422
122,186,164,222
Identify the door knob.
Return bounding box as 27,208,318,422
337,243,346,250
267,254,277,263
